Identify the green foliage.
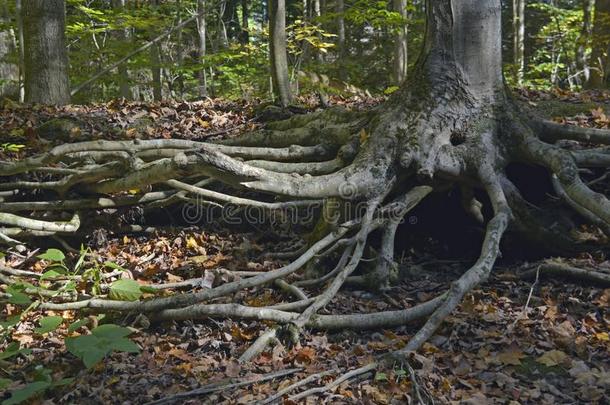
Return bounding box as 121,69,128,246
1,367,73,405
65,324,140,368
34,316,64,335
108,279,144,301
0,144,25,153
0,342,32,361
37,249,65,263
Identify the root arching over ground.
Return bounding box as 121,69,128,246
1,0,610,401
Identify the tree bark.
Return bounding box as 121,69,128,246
113,0,133,100
150,0,163,101
0,0,18,98
576,0,595,84
336,0,345,56
587,0,610,88
21,0,70,105
512,0,525,85
240,0,249,44
393,0,408,84
196,0,208,98
15,0,25,102
269,0,292,107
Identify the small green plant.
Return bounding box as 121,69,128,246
1,366,73,405
65,324,140,368
0,143,25,153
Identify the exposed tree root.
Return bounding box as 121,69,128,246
2,3,610,401
520,262,610,286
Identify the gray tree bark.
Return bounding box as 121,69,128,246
0,0,18,98
150,0,163,101
336,0,345,56
587,0,610,88
512,0,526,85
269,0,292,107
21,0,70,105
240,0,249,43
196,0,208,97
393,0,408,84
113,0,133,100
15,0,24,102
576,0,595,84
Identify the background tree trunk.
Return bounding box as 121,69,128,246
150,0,163,101
196,0,208,98
336,0,345,57
21,0,70,105
15,0,24,102
587,0,610,88
576,0,595,84
113,0,133,100
0,0,18,98
513,0,526,85
241,0,249,43
269,0,292,107
393,0,408,84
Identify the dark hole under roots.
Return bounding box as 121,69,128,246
505,162,554,205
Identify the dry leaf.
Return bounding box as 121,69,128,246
537,350,569,367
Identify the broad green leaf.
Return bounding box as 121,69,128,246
110,338,140,353
108,279,143,301
6,288,31,306
0,315,21,330
37,249,65,263
139,285,157,294
92,324,132,340
82,348,107,369
2,381,51,405
40,269,64,280
0,342,31,361
65,335,99,358
67,318,90,333
35,316,63,334
66,325,138,368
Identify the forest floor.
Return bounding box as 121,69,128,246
0,90,609,404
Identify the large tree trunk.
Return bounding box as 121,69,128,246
21,0,70,105
587,0,610,88
3,0,609,386
392,0,408,84
512,0,525,85
269,0,292,107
